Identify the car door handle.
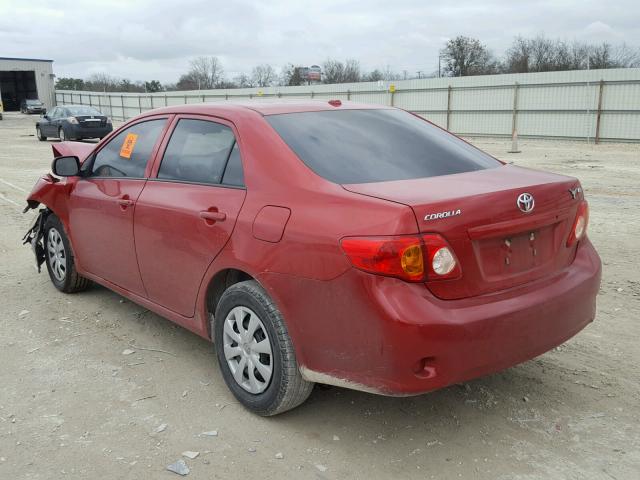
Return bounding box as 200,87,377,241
118,198,134,207
199,210,226,223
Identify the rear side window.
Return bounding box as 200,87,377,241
221,142,244,186
266,109,501,184
158,119,237,185
90,119,166,178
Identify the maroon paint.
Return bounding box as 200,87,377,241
26,101,602,395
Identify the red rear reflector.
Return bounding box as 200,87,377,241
328,99,342,107
340,234,461,282
567,200,589,247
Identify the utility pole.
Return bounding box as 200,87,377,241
438,53,445,78
417,71,423,79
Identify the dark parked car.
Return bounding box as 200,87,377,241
21,99,46,114
36,105,113,142
23,101,601,416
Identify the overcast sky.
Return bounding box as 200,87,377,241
1,0,638,83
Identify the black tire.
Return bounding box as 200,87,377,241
43,215,90,293
36,126,46,141
58,127,68,141
213,280,313,416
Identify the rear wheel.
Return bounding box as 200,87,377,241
213,280,313,416
43,215,90,293
36,126,46,141
58,127,67,141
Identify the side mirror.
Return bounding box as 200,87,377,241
52,156,80,177
42,113,49,119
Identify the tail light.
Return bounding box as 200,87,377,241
566,200,589,247
68,116,78,124
422,234,462,280
340,234,461,282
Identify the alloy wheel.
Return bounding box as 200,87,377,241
222,306,273,394
47,227,66,281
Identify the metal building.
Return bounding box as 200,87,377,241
0,57,55,113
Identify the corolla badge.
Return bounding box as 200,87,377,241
517,193,535,213
424,209,461,221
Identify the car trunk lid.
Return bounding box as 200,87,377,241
343,164,583,299
75,115,107,128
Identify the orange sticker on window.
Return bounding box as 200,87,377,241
119,133,138,159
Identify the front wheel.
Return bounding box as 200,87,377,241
36,126,46,141
43,215,90,293
213,280,313,416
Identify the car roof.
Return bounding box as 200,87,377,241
139,100,393,118
61,104,99,108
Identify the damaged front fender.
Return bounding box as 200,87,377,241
23,173,68,213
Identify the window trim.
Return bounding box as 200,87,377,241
149,114,246,188
147,177,246,190
81,115,173,181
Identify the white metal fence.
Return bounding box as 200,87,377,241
56,68,640,142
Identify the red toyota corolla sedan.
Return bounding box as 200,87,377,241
23,101,601,415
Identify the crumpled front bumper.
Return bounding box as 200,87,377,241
22,208,50,273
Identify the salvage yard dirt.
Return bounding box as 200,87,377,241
0,112,638,479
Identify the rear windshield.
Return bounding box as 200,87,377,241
266,109,501,184
66,106,102,116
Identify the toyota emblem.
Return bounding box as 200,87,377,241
517,193,535,213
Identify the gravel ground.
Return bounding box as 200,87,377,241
0,111,638,479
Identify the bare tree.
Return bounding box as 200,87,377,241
381,65,401,81
188,56,224,89
234,73,254,88
589,42,640,68
504,36,640,73
504,36,531,73
251,64,276,87
322,58,361,83
343,59,361,82
85,73,120,92
322,59,344,84
441,36,499,76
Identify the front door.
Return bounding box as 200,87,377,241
134,116,246,316
41,107,58,136
68,117,169,296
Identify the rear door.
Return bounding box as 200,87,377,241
134,115,246,317
68,117,169,295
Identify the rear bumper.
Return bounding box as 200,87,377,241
262,239,601,395
66,124,112,139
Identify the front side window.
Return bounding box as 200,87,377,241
89,119,166,178
158,119,237,185
266,109,502,184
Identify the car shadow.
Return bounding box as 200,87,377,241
77,282,591,466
